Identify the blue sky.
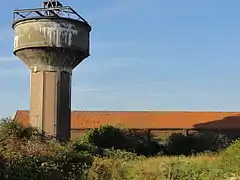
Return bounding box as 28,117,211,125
0,0,240,117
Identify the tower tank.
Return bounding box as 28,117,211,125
12,1,91,140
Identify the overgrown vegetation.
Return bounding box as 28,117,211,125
78,125,165,156
166,132,231,155
0,118,240,179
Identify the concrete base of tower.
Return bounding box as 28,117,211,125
30,69,71,141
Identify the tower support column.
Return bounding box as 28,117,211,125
30,69,72,141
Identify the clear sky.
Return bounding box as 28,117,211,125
0,0,240,117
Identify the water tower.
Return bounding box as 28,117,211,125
12,1,91,141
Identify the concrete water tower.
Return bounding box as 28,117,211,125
12,1,91,141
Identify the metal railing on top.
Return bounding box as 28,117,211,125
13,6,89,25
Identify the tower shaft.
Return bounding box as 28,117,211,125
30,69,71,140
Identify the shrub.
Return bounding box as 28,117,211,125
0,138,93,179
224,138,240,158
0,119,94,179
210,133,231,151
3,151,93,180
221,138,240,171
0,120,39,140
166,132,230,155
124,130,166,156
80,125,165,156
167,133,201,155
73,142,105,157
82,125,127,149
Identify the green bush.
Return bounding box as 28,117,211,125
0,119,94,179
125,130,166,156
224,138,240,158
3,151,92,180
80,125,165,156
82,125,127,149
0,138,94,179
166,132,230,155
0,120,39,140
210,133,231,151
219,139,240,174
167,133,203,155
73,142,105,157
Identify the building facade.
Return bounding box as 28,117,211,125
14,110,240,139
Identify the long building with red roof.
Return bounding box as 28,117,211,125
14,110,240,138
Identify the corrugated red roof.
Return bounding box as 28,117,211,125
14,110,240,129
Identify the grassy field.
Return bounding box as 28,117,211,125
0,119,240,180
82,126,240,180
87,152,240,180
